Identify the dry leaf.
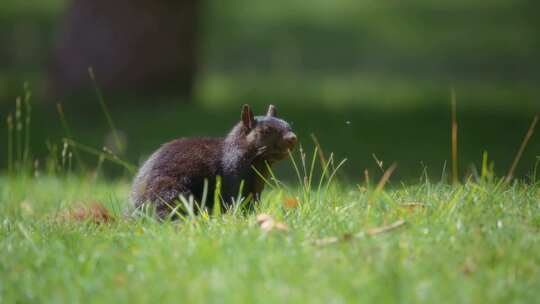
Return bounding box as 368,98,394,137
461,257,477,275
399,202,426,214
57,202,114,224
283,197,300,209
257,213,289,232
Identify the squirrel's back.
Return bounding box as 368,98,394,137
129,137,223,216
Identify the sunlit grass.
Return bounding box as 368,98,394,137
1,84,539,302
1,173,539,303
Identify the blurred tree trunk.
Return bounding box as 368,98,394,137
50,0,198,99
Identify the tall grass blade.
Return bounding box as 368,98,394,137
374,162,398,194
532,156,540,184
481,151,489,180
252,164,277,190
288,149,304,187
504,114,538,184
372,153,385,173
307,146,318,192
264,161,281,189
56,103,86,171
213,175,222,216
88,67,123,153
15,97,22,169
201,179,209,208
324,158,348,192
317,153,334,197
93,153,106,181
440,160,447,183
451,89,459,184
235,179,245,206
364,169,370,188
65,138,136,173
299,144,308,186
6,114,14,174
310,133,329,169
179,195,196,220
23,83,32,166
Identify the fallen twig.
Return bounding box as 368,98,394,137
310,219,406,246
366,219,406,236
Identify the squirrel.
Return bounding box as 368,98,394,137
129,104,297,218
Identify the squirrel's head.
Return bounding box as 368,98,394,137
235,104,297,161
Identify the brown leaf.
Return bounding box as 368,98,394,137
257,213,289,232
399,202,426,214
282,197,300,209
57,202,114,224
461,257,477,275
341,233,353,241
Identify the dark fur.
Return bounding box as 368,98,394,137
129,105,296,218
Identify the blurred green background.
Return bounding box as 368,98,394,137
1,0,539,181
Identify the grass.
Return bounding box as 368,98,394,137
1,170,540,303
1,131,540,302
1,89,539,303
1,1,540,301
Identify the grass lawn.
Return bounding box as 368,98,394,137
1,89,538,302
1,165,540,302
1,1,539,302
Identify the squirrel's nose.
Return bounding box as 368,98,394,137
283,132,297,148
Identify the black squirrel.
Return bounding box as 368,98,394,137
129,104,297,218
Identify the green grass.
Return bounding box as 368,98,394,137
1,168,540,302
1,1,540,301
1,0,539,181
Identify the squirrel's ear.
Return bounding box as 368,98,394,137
241,104,255,129
266,104,277,117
